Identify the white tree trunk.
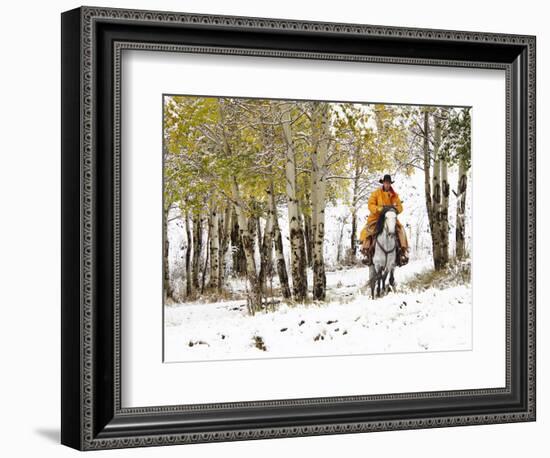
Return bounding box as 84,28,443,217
350,154,361,264
208,203,220,290
311,102,329,300
191,212,202,290
163,206,173,303
218,204,232,289
440,155,450,267
280,101,307,301
259,206,274,293
268,182,292,299
455,158,468,260
231,180,262,314
431,115,444,270
184,209,193,297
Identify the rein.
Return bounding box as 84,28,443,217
375,224,396,270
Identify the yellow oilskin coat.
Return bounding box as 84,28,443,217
359,187,403,243
366,187,403,225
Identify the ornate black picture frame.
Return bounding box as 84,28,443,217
61,5,536,451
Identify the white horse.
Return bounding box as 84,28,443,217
369,207,397,299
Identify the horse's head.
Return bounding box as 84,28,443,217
383,207,397,235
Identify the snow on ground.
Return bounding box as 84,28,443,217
164,259,472,362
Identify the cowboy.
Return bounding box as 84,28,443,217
359,174,409,266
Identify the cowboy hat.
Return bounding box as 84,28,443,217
379,174,395,184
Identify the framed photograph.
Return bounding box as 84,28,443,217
61,6,536,451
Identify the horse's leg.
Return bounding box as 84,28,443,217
382,270,389,295
369,265,376,299
389,269,395,289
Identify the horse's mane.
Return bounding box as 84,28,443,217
375,206,397,236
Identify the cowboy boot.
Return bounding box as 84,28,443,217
361,237,373,265
362,247,371,265
400,247,409,266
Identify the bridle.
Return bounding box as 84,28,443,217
375,218,396,270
